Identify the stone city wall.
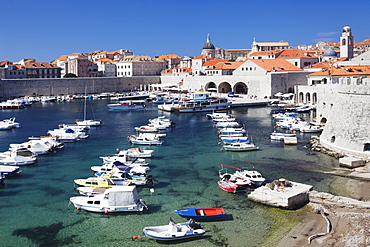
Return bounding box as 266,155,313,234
0,76,161,99
317,84,370,159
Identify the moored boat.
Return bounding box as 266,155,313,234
0,165,22,176
127,148,154,158
143,218,205,241
223,142,259,152
158,91,231,113
175,208,226,220
70,186,147,213
107,100,146,111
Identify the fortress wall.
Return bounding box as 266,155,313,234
0,76,161,99
317,84,370,158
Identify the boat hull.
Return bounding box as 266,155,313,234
175,208,226,220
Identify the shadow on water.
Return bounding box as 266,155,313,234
12,221,82,247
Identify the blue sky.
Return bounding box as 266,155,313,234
1,0,370,62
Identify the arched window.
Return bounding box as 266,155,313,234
364,143,370,152
342,39,346,45
331,136,335,143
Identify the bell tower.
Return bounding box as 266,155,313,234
340,26,354,59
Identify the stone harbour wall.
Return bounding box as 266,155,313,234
316,84,370,159
0,76,161,100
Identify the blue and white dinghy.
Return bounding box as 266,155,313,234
143,217,205,241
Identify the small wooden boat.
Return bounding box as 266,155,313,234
175,208,226,220
217,180,238,193
143,218,205,241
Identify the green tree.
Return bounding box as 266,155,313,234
64,73,77,78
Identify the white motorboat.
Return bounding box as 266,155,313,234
9,140,51,155
143,218,205,241
127,148,154,158
206,112,231,119
270,131,296,141
28,136,64,149
76,119,102,127
91,162,150,176
212,116,237,122
70,186,147,213
134,125,159,133
128,134,163,145
0,165,22,176
3,117,20,128
158,91,231,113
223,142,259,152
218,127,246,135
107,100,146,111
0,121,13,130
218,133,244,138
215,121,242,128
234,170,266,187
99,150,148,166
47,126,84,142
300,125,323,133
0,149,37,165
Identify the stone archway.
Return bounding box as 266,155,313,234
233,82,248,94
205,82,217,92
305,92,311,103
218,82,232,93
298,92,304,104
312,93,317,104
320,117,327,125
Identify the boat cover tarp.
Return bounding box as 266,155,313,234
108,186,139,206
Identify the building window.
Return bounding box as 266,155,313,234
331,136,335,143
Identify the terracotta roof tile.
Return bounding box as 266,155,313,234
308,66,370,76
193,55,212,60
250,59,302,72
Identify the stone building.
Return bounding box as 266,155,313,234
116,55,166,77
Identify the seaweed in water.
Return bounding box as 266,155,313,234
12,222,79,247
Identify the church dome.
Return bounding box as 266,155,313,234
203,41,215,49
202,34,215,50
323,48,337,57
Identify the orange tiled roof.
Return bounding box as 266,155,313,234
355,39,370,45
276,49,315,59
7,64,25,70
250,59,302,72
308,66,370,76
162,68,192,73
97,51,117,55
96,58,115,64
157,54,181,59
304,61,334,69
24,62,60,69
193,55,212,60
0,60,13,67
249,50,282,57
202,59,229,66
205,61,244,70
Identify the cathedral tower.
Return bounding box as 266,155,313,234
340,26,354,59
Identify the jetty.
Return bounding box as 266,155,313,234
248,178,313,209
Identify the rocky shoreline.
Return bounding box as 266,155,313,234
275,137,370,246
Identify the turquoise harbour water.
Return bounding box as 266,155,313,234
0,99,340,247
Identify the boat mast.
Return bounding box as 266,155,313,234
83,85,87,121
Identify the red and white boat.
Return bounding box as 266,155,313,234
0,99,25,109
217,180,238,193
